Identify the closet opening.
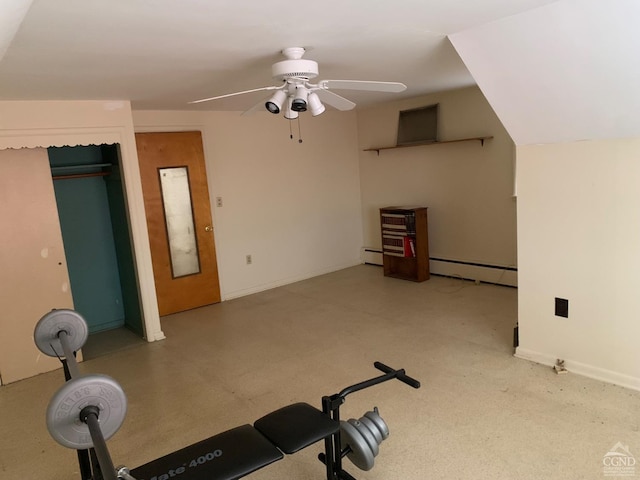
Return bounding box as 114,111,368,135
48,144,144,357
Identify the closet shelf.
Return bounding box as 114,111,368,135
364,136,493,155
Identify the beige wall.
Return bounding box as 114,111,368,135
132,109,363,299
357,86,517,284
515,137,640,390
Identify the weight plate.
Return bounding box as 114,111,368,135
364,409,389,440
46,374,127,449
340,420,375,471
34,309,88,357
348,419,379,457
358,416,383,444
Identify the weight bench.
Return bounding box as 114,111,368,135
34,309,420,480
130,403,339,480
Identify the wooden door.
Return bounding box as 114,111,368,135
135,132,221,316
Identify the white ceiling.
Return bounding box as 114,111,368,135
0,0,559,111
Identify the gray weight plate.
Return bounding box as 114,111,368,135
46,374,127,449
340,420,375,471
364,409,389,440
348,419,379,457
358,416,383,444
34,309,88,357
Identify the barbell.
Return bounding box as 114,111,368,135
34,309,128,480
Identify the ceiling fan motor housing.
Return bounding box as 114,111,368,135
272,59,319,80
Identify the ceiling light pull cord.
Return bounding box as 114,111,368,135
289,118,294,140
297,117,303,143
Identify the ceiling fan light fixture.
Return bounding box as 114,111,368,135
265,89,287,114
307,92,325,116
283,98,299,119
190,47,407,121
291,86,308,112
272,48,319,81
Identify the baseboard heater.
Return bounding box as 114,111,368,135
430,257,517,272
363,248,384,266
362,249,517,287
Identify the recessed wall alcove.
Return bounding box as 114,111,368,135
49,144,143,336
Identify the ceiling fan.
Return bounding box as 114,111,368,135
189,47,407,118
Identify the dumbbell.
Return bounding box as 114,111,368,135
34,309,128,480
340,407,390,471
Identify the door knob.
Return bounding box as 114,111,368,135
204,225,213,232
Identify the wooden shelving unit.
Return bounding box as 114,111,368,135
364,136,493,155
380,206,429,282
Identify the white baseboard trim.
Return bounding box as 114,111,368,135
147,330,166,342
222,260,362,301
515,347,640,392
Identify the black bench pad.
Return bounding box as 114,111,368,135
130,424,283,480
254,402,339,454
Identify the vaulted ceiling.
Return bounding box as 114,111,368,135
0,0,557,111
1,0,638,146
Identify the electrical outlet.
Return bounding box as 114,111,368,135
555,297,569,318
216,196,223,207
246,254,252,265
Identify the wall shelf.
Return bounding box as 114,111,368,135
364,136,493,155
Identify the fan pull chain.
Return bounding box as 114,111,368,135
297,116,303,143
289,119,294,140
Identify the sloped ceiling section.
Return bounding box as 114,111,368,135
0,0,33,62
449,0,640,145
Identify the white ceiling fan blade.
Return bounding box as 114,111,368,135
189,86,280,104
319,80,407,93
241,95,271,116
314,89,356,111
